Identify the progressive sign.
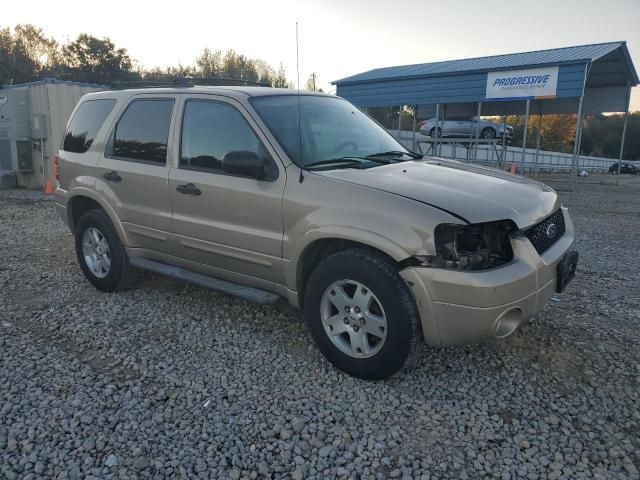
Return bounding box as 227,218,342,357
486,66,559,100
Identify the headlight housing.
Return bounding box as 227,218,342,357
416,220,517,270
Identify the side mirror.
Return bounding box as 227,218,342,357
222,151,265,179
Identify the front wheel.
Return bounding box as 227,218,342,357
303,249,420,380
429,127,441,138
481,127,496,139
75,209,137,292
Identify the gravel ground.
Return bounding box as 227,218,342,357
1,176,639,480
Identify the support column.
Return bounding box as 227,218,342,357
500,114,507,168
434,104,440,157
616,84,631,184
412,107,417,152
571,100,585,189
438,105,445,156
520,99,530,174
576,112,586,175
534,102,542,176
473,102,482,161
571,64,590,190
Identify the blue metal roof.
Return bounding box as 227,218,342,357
334,42,638,85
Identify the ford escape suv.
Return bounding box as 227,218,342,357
55,85,578,380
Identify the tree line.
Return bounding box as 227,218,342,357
508,113,639,160
0,24,308,89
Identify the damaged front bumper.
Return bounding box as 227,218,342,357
400,208,576,347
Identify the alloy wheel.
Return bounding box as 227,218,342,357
320,279,387,358
82,227,111,278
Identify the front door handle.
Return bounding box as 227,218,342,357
176,183,201,196
103,170,122,183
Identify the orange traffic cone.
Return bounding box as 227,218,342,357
44,179,54,194
509,163,517,175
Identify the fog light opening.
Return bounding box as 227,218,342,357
494,308,523,339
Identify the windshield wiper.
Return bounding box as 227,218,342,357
304,156,390,170
366,150,423,160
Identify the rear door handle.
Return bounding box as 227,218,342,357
103,170,122,183
176,183,201,196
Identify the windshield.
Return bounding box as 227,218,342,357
250,95,410,167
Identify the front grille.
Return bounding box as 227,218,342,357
526,208,565,255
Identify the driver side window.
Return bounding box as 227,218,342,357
180,100,277,180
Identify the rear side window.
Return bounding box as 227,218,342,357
63,99,116,153
111,99,174,164
180,100,276,179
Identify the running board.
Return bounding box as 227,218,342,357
129,257,281,304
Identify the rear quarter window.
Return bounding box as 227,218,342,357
110,99,174,164
63,99,116,153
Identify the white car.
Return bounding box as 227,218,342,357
419,116,513,139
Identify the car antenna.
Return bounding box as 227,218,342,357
296,22,304,183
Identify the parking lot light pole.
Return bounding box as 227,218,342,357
520,99,530,174
397,106,402,140
616,84,631,184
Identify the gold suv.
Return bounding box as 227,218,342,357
55,85,578,379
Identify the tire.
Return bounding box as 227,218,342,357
481,127,496,139
429,127,441,138
74,209,137,292
303,248,420,380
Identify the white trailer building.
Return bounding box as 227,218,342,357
0,78,105,189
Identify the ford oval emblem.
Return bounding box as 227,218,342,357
546,223,557,239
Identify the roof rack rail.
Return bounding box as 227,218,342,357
110,77,270,90
193,77,270,87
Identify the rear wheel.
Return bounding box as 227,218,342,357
304,248,420,380
75,209,137,292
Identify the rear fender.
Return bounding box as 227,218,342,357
68,188,130,246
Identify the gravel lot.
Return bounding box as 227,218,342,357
1,176,639,480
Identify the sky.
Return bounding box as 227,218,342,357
4,0,640,111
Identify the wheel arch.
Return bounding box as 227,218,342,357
293,232,411,308
67,193,128,245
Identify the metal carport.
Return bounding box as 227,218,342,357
332,42,639,184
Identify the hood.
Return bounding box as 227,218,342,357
314,158,559,228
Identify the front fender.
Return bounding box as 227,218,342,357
281,170,464,294
282,226,414,304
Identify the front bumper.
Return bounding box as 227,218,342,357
400,208,575,347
